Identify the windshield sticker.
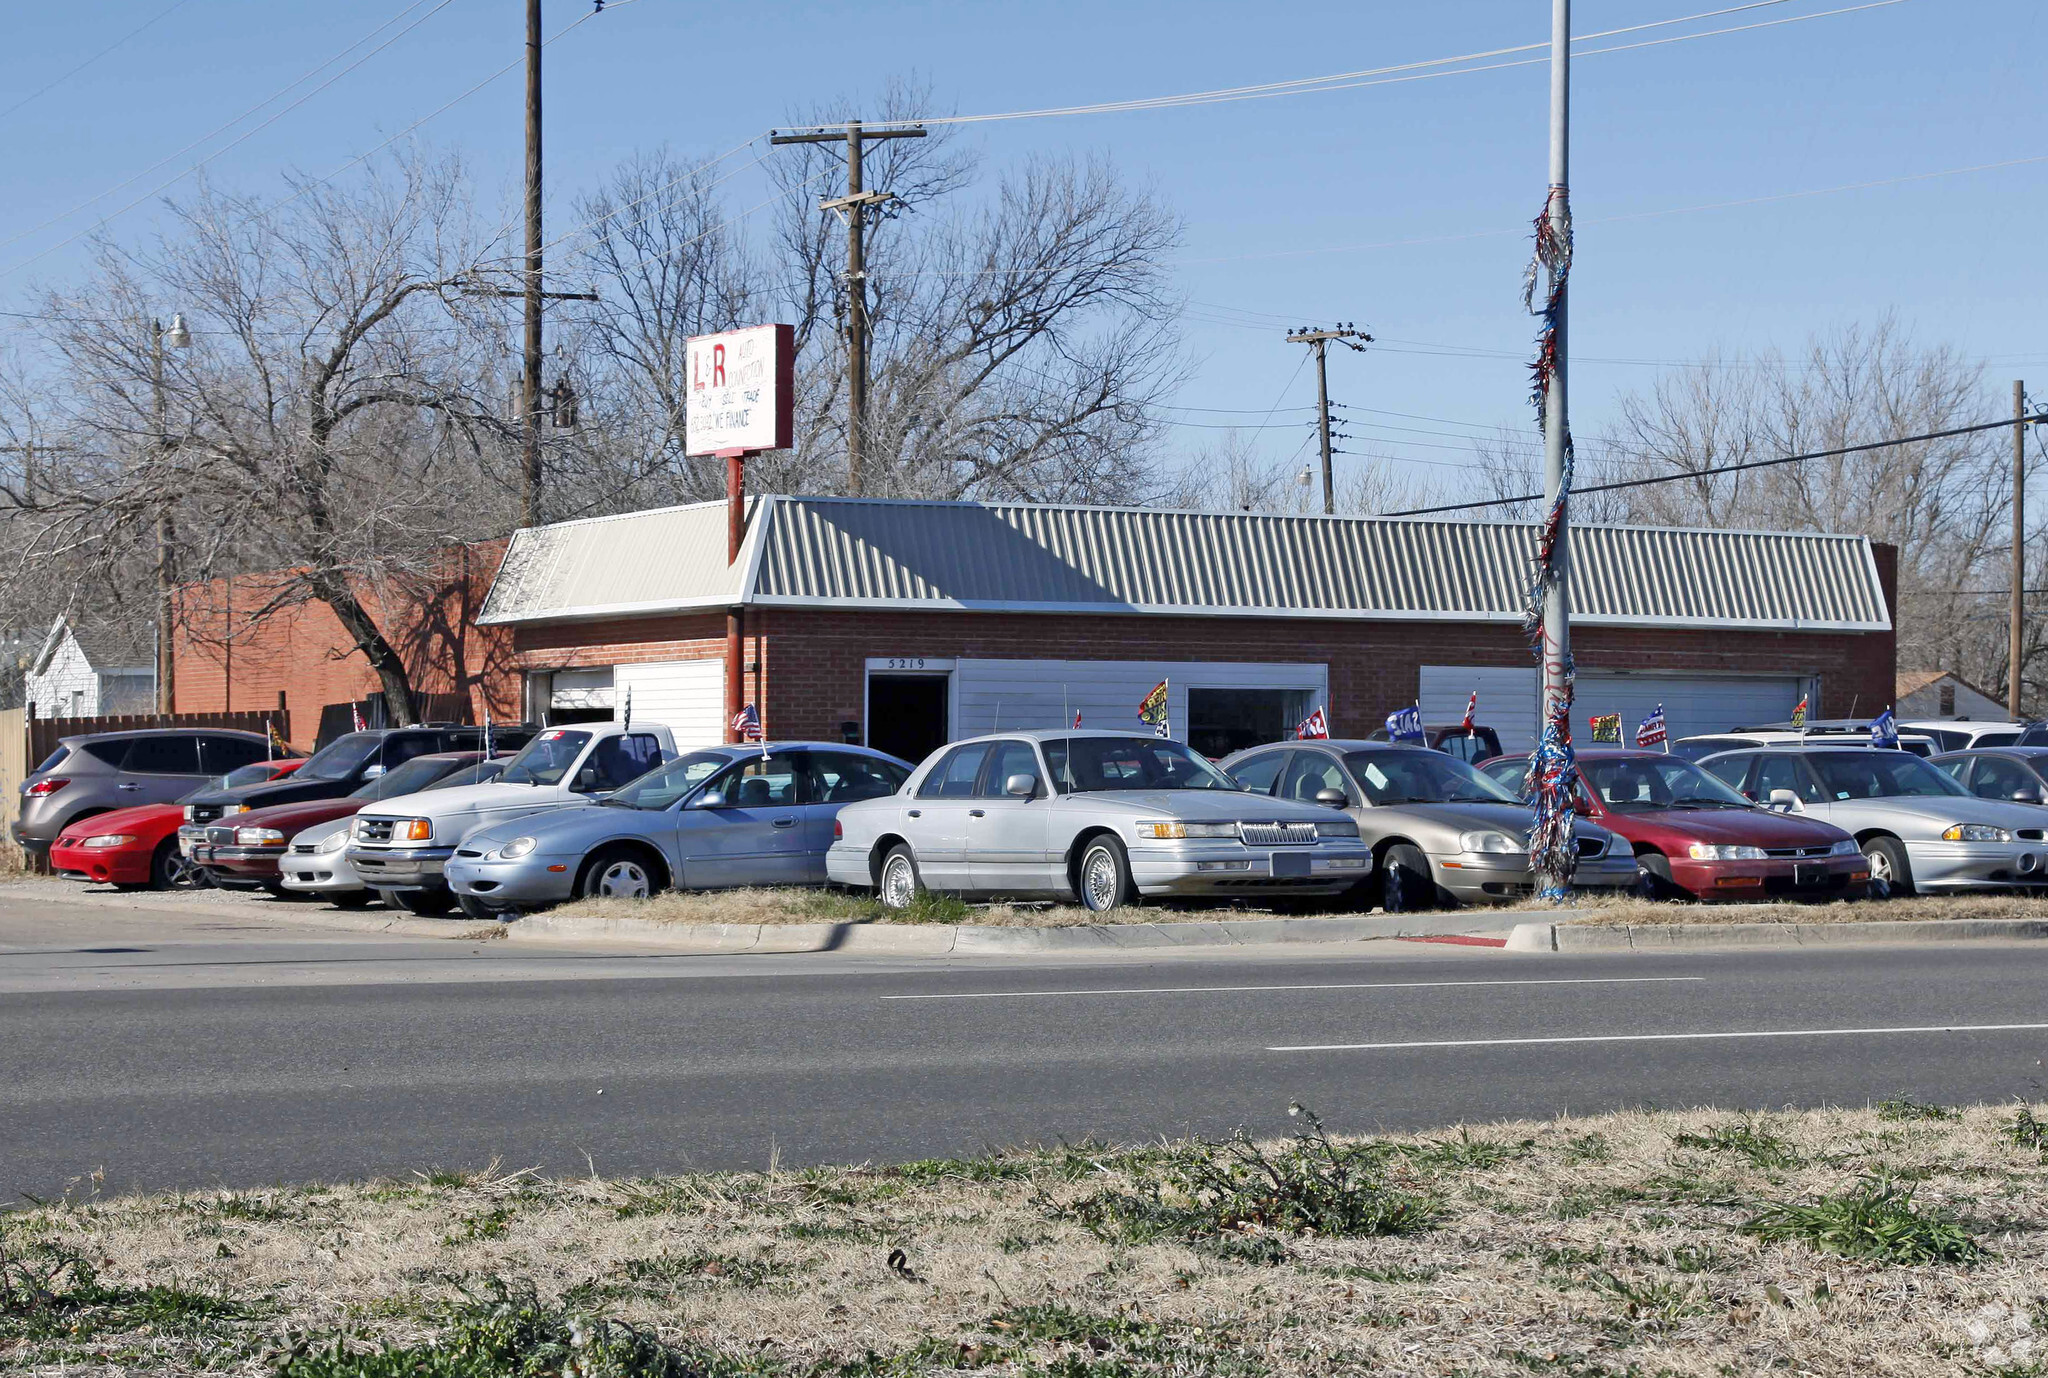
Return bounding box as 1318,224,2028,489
541,730,567,740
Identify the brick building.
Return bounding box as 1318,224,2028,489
476,496,1898,765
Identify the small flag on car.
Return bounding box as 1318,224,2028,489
1138,679,1170,738
1072,709,1082,728
1385,705,1424,744
1296,706,1329,740
1635,704,1668,750
1590,713,1622,744
1790,695,1808,730
1869,706,1900,749
1461,690,1478,731
266,718,289,757
731,702,763,742
350,702,366,733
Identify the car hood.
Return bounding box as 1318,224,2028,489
1069,790,1355,822
183,776,356,810
59,803,183,837
358,781,567,821
1813,794,2042,830
461,803,629,852
1366,800,1616,848
1602,806,1845,846
230,798,365,834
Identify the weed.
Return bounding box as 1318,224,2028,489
1310,1262,1447,1284
1875,1097,1960,1122
1741,1177,1982,1264
784,1219,887,1244
894,890,972,924
977,1302,1264,1377
0,1237,256,1358
1561,1133,1612,1164
1590,1270,1714,1330
1408,1129,1536,1171
2007,1107,2048,1154
882,1151,1039,1184
1671,1120,1803,1171
445,1206,514,1244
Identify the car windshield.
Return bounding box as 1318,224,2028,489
1343,750,1520,805
606,751,732,810
429,760,506,790
349,754,468,800
1043,737,1239,793
297,732,381,782
1580,755,1752,811
1807,751,1969,799
499,729,592,786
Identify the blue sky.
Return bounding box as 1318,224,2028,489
1,1,2040,499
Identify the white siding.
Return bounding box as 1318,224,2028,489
1898,676,2008,721
98,672,154,715
1420,665,1541,753
1422,665,1814,755
26,630,101,718
951,659,1329,739
613,659,725,749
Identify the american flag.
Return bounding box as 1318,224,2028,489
1635,704,1668,749
1461,691,1478,731
731,703,763,742
350,702,366,733
1295,706,1329,740
1073,709,1082,728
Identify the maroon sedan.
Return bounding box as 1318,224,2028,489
1477,748,1869,901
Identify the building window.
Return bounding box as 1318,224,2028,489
1939,683,1956,716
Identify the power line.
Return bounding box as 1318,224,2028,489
0,0,198,125
1383,414,2048,517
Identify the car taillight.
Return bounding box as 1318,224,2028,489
833,818,843,839
25,777,68,796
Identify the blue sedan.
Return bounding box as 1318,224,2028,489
444,741,912,918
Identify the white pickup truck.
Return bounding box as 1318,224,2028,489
346,722,676,914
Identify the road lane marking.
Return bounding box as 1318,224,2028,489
880,976,1706,1001
1270,1021,2048,1052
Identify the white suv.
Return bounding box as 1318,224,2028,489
347,723,676,914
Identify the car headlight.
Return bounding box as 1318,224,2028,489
1687,843,1768,861
1828,838,1859,856
82,834,137,848
1942,823,2011,842
1459,830,1522,854
222,803,249,816
1135,821,1238,840
395,819,432,842
235,827,286,846
496,836,537,860
315,829,349,855
182,805,196,822
1315,820,1360,838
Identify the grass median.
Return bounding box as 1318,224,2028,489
5,1103,2046,1376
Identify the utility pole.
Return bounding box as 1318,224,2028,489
1285,324,1371,514
770,119,926,495
2014,379,2027,722
1541,0,1573,759
521,0,544,529
151,314,189,714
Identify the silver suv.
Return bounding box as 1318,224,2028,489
13,729,275,863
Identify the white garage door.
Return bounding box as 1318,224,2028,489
1422,665,1815,754
612,659,725,749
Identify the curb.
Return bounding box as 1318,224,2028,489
0,883,502,941
507,909,1509,954
1505,917,2048,952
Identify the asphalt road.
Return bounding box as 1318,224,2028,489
5,893,2048,1202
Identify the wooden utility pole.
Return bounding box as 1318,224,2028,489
770,119,926,495
1285,325,1371,514
521,0,544,529
2014,379,2027,721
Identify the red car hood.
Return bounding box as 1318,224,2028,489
57,803,185,842
1602,805,1847,848
228,797,367,834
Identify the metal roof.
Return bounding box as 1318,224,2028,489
478,495,1891,632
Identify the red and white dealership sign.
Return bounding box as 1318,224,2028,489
684,323,794,456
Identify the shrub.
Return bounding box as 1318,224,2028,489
1740,1178,1981,1265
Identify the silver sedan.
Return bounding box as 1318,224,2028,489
1221,739,1635,908
827,731,1373,913
444,743,912,918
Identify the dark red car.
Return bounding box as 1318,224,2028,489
1477,748,1869,900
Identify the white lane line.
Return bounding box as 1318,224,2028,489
1270,1021,2048,1052
879,976,1706,1002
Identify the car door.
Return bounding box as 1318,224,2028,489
905,742,990,887
967,739,1052,893
1279,749,1352,808
799,752,910,882
118,733,208,805
686,751,810,888
1755,754,1829,819
1967,753,2041,804
1226,750,1288,797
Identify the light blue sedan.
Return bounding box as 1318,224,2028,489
444,742,912,918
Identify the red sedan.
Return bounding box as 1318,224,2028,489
1478,748,1869,900
48,758,304,891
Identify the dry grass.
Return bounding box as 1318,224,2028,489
7,1103,2048,1376
1550,891,2048,927
558,887,1109,928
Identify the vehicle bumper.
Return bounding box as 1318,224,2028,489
9,818,51,858
1901,840,2048,891
197,846,287,881
48,843,151,885
444,853,579,906
278,848,368,896
1128,842,1374,897
1434,849,1637,903
1667,854,1868,899
176,824,209,860
825,845,870,889
346,845,457,891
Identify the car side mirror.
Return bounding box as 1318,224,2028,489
361,763,385,779
1313,787,1348,808
1572,795,1593,817
573,767,602,792
1005,773,1039,798
692,789,726,810
1768,788,1802,812
2013,788,2043,805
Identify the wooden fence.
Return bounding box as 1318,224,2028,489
0,708,24,865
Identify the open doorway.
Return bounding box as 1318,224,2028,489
1187,687,1315,758
868,675,949,765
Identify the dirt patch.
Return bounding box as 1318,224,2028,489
7,1103,2047,1375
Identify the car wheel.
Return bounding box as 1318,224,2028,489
1380,843,1439,913
878,844,924,911
578,848,659,900
394,889,458,917
457,894,510,921
1076,835,1135,913
1635,851,1676,900
1862,836,1913,898
150,838,206,891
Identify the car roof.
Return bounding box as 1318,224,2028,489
60,726,267,744
1573,748,1682,760
1931,746,2048,759
945,729,1195,744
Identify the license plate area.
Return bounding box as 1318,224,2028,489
1793,861,1827,887
1270,851,1311,878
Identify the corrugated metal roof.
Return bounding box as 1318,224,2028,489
479,496,1891,632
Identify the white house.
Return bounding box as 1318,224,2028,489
1896,669,2010,721
26,617,154,720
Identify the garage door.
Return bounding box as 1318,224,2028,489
1421,666,1814,755
612,659,725,749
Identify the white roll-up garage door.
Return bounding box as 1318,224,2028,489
1421,666,1816,754
612,659,725,748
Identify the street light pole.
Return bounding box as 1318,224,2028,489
151,315,190,713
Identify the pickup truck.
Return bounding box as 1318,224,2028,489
345,722,676,914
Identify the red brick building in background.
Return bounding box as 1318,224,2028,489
472,496,1899,765
171,541,519,750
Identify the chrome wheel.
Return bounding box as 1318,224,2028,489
880,850,918,909
593,859,652,899
1864,847,1892,883
1081,844,1123,912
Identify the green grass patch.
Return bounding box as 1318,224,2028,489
1874,1097,1961,1122
2007,1106,2048,1155
1405,1128,1536,1171
1671,1119,1803,1171
0,1237,259,1362
1740,1177,1982,1265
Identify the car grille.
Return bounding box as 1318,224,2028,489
1764,845,1834,858
1239,821,1319,846
205,826,237,846
2020,829,2047,842
455,848,484,858
355,818,395,843
189,804,228,823
1576,837,1605,858
289,842,318,855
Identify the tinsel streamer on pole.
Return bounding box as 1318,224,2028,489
1521,186,1579,899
